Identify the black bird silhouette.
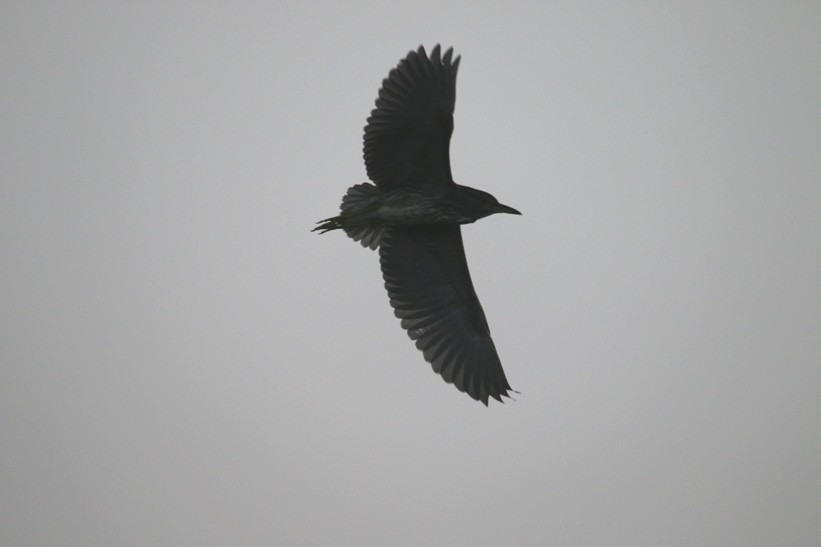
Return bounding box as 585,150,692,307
314,45,520,405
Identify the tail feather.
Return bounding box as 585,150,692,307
341,183,379,212
313,183,385,250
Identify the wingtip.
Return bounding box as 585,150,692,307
431,44,441,64
478,387,518,406
412,44,457,69
442,47,453,65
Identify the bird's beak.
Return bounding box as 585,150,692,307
495,203,521,215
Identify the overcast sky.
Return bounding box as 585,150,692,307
2,2,820,546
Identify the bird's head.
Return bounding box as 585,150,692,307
456,185,521,221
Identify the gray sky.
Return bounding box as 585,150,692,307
3,2,820,545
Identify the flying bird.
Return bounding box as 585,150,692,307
314,45,520,405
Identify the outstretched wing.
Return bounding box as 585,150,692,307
379,226,513,404
363,45,460,190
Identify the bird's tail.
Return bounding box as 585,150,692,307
313,183,386,250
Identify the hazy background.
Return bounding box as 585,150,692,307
3,2,820,545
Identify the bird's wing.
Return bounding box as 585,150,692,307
380,226,513,404
363,45,460,190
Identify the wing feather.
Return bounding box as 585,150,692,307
363,45,460,190
379,226,513,404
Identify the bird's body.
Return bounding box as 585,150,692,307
314,45,520,405
314,182,518,241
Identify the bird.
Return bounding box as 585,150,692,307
314,45,520,405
